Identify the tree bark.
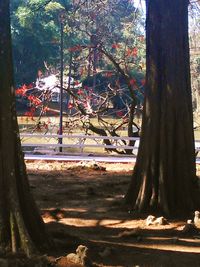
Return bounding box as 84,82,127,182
125,0,200,216
0,0,51,256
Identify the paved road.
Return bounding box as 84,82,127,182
24,153,137,163
24,153,200,164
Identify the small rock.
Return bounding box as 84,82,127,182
154,216,168,225
66,252,80,264
93,163,106,171
66,245,91,266
146,215,168,226
146,215,156,226
194,211,200,228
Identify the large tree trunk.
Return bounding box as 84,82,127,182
0,0,51,256
125,0,200,216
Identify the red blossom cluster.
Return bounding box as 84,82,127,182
74,80,80,86
116,111,124,117
16,84,43,118
68,45,82,52
130,78,137,86
105,71,113,77
77,89,83,95
126,47,138,57
24,107,35,119
141,79,146,86
112,43,121,49
43,106,50,112
68,102,74,109
27,95,42,107
15,84,32,96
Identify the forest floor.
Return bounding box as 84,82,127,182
23,161,200,266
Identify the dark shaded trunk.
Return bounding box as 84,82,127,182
125,0,200,216
0,0,51,255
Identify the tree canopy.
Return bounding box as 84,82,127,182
11,0,145,85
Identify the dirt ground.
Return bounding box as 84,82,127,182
24,160,200,267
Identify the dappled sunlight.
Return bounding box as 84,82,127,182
26,161,134,173
26,161,200,266
59,218,99,227
91,239,200,253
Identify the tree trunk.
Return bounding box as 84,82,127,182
125,0,200,216
0,0,51,256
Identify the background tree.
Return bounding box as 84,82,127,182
189,3,200,117
15,0,146,154
11,0,73,85
125,0,200,216
0,0,51,255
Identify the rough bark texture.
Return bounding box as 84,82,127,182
0,0,51,256
125,0,200,216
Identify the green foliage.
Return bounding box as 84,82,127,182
45,1,65,12
11,0,145,87
11,0,62,84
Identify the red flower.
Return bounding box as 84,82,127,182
24,111,31,116
68,45,82,52
130,79,137,86
27,95,42,106
16,84,28,96
112,43,121,49
30,107,36,113
74,80,79,86
126,47,138,57
43,106,49,112
68,102,73,109
116,111,123,117
105,71,113,77
132,47,138,57
24,107,35,120
27,83,33,89
141,79,146,86
77,89,83,95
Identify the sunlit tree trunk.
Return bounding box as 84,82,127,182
125,0,200,216
0,0,51,256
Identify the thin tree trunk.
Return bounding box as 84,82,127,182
125,0,200,216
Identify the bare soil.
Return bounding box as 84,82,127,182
25,161,200,267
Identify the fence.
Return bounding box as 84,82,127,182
20,133,200,162
20,133,140,154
